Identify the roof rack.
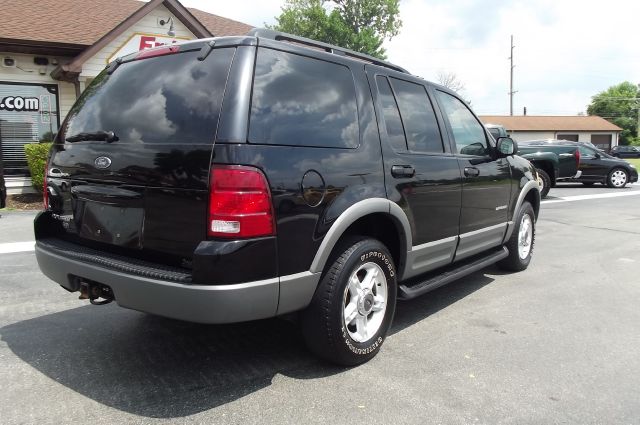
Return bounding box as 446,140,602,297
247,28,408,74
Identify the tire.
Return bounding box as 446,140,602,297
498,201,535,272
606,168,628,188
301,237,397,366
582,182,595,187
535,168,551,198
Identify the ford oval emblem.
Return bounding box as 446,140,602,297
94,156,112,169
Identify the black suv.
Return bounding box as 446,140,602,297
35,29,540,365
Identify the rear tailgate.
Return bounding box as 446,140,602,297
45,45,236,266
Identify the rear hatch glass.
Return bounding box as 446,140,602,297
48,47,236,263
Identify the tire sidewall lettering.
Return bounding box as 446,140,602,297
360,250,395,277
341,324,384,355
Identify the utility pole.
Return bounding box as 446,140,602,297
509,35,517,116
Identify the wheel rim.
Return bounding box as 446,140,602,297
343,262,388,343
537,174,545,192
610,170,627,187
518,214,533,260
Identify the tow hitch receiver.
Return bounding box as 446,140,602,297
78,280,115,305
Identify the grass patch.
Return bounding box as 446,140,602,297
625,158,640,168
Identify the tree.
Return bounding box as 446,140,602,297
587,81,639,145
437,71,465,93
437,71,471,105
272,0,402,59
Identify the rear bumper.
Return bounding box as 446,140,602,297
35,242,320,324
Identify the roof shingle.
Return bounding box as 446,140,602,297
479,115,622,132
0,0,252,46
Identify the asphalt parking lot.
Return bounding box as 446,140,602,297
1,183,639,424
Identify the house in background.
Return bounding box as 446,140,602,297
0,0,252,193
479,115,622,151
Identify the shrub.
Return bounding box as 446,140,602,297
24,142,52,192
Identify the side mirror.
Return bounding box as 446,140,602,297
496,137,517,156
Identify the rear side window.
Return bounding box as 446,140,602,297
389,78,444,153
64,48,235,144
249,48,359,148
376,76,406,151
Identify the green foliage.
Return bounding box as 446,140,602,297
587,81,639,145
24,142,52,192
272,0,402,59
41,131,56,142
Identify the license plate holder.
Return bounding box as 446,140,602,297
79,202,144,248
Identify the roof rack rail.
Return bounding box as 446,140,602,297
247,28,408,74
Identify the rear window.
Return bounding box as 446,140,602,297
249,48,359,148
63,48,235,144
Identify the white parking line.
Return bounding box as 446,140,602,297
0,241,35,254
543,191,640,204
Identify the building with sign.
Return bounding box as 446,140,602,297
0,0,252,193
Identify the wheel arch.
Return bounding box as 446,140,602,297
309,198,412,278
504,179,540,242
530,160,556,184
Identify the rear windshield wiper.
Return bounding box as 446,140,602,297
66,130,118,143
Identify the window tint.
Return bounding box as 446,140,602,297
249,48,359,148
579,145,596,157
390,78,443,153
436,91,487,156
65,49,235,144
375,76,406,151
488,128,501,140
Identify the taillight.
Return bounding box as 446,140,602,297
43,161,49,210
208,165,275,239
135,45,180,60
574,149,581,168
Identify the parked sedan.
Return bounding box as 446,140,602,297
610,145,640,158
575,145,638,188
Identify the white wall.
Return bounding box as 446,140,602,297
80,4,197,78
510,131,555,142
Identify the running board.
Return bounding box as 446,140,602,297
398,246,509,300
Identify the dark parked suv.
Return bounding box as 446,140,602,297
35,29,540,365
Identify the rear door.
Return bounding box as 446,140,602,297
433,89,512,261
47,45,236,264
367,68,462,276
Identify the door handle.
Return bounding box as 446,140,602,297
391,165,415,178
464,167,480,177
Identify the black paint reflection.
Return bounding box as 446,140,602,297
249,48,359,148
64,49,235,145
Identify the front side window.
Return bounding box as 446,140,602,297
436,91,487,156
249,48,359,148
390,78,443,153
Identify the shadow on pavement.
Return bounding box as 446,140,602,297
1,270,494,418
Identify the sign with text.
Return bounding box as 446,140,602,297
107,33,191,63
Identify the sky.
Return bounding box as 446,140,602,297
182,0,640,116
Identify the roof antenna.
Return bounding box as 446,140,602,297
160,17,176,37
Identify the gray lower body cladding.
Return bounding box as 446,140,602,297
35,242,320,324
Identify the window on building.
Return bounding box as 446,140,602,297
591,134,612,151
557,134,579,142
249,48,359,148
0,82,60,176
